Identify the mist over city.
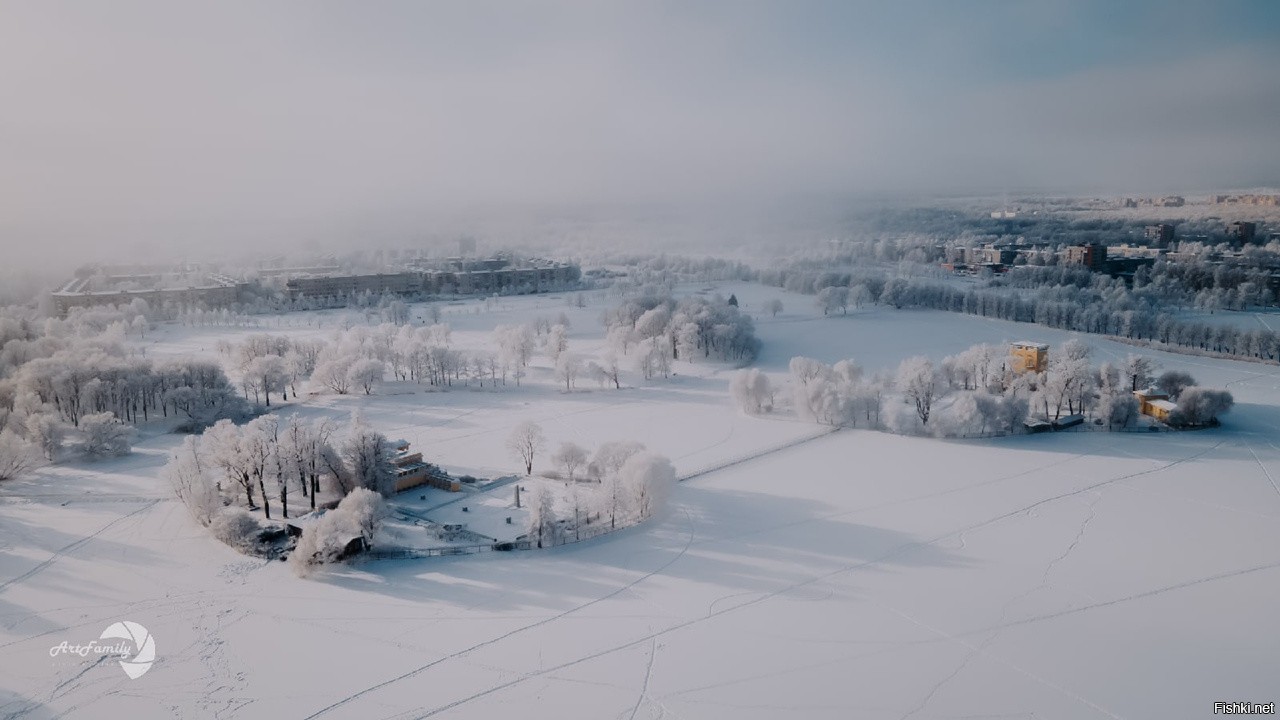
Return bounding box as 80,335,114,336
2,3,1279,719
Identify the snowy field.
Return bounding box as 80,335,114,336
3,282,1280,719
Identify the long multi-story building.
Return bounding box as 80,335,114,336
283,272,423,301
50,269,246,317
285,257,580,303
1212,194,1280,206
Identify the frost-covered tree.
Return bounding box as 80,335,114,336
242,414,280,518
342,412,395,496
164,436,222,526
599,351,622,389
764,298,783,317
313,355,354,394
290,487,387,575
817,286,850,315
507,420,546,476
606,325,636,356
347,358,385,395
547,324,569,362
637,336,673,380
896,356,939,426
80,412,135,458
244,355,289,407
526,483,560,549
588,440,645,483
0,429,42,481
553,441,588,482
24,411,64,461
1123,354,1157,392
556,354,582,391
634,306,671,341
202,419,256,509
619,452,676,520
730,368,774,414
494,324,535,384
1170,387,1234,426
1156,370,1196,400
1097,389,1139,428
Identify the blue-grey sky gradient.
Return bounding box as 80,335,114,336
1,0,1277,262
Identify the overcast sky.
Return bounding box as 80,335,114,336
1,0,1278,265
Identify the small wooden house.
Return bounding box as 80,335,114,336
1133,389,1177,422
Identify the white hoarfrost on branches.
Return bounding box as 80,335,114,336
731,368,774,414
342,412,396,496
552,441,588,481
164,436,222,526
507,420,546,475
0,430,43,481
290,487,388,576
618,451,676,521
80,412,136,458
526,483,560,549
896,356,939,427
1170,387,1234,426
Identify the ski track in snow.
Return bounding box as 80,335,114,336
329,439,1234,719
299,510,697,720
0,499,161,594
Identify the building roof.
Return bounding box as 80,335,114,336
1011,341,1049,350
1150,399,1178,411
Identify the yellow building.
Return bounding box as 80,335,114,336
1010,341,1049,374
1133,389,1177,422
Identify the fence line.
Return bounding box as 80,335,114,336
947,422,1174,439
368,512,632,560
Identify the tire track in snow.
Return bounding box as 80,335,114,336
1245,442,1280,502
973,558,1280,637
903,490,1104,720
300,510,696,720
626,638,658,720
390,440,1226,719
0,500,160,594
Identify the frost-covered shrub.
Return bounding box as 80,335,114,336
289,488,387,576
0,429,43,481
730,368,774,414
1170,387,1233,426
80,412,135,458
618,452,675,520
210,508,264,553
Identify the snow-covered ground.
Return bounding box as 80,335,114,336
3,283,1280,719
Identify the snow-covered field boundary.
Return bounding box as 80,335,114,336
678,424,840,482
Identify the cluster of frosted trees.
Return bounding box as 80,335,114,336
734,342,1233,438
601,292,760,381
230,314,615,400
165,411,396,536
0,308,248,479
529,440,675,548
300,321,542,395
760,264,1280,363
505,421,675,547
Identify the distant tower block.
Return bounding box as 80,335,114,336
458,237,477,256
1010,341,1048,374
